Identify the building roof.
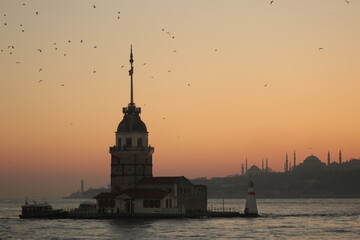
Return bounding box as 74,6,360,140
94,192,121,199
304,155,322,164
137,176,184,185
119,188,170,199
94,188,170,200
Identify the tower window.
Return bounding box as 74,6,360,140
137,138,142,147
126,138,132,147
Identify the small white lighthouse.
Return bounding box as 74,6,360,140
244,179,259,217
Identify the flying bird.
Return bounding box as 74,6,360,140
121,65,124,68
38,80,43,83
168,70,171,72
35,12,38,15
345,0,350,3
16,62,21,64
319,47,324,50
37,49,42,52
93,70,96,73
143,63,146,65
61,84,65,86
94,46,97,48
264,84,268,87
80,39,83,43
39,69,43,72
270,0,274,4
93,5,96,8
4,23,7,26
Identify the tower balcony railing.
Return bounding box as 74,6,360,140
110,145,154,152
123,106,141,114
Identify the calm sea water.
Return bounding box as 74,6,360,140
1,198,359,239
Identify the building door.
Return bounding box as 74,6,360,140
125,199,134,214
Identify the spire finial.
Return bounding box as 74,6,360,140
129,45,134,105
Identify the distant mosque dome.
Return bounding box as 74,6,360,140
303,155,321,164
246,165,262,176
298,155,325,169
117,111,147,133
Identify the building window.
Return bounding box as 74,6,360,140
166,199,172,208
143,199,160,208
137,138,142,147
155,200,160,208
143,199,149,208
118,138,121,147
150,199,155,208
126,138,132,147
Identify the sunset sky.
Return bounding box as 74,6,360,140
1,0,360,198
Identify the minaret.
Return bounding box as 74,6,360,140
327,151,330,165
261,158,264,172
266,157,268,173
285,153,289,172
110,45,154,192
241,163,244,175
339,150,342,164
245,158,248,173
81,179,84,193
293,150,296,170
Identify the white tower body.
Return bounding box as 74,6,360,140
244,180,258,217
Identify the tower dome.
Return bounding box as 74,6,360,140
117,108,147,133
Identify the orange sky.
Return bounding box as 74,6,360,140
1,0,360,198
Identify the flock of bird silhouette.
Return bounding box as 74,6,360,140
1,3,214,89
1,1,352,89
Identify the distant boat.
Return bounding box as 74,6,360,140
19,200,67,219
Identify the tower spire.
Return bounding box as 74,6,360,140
129,45,134,106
